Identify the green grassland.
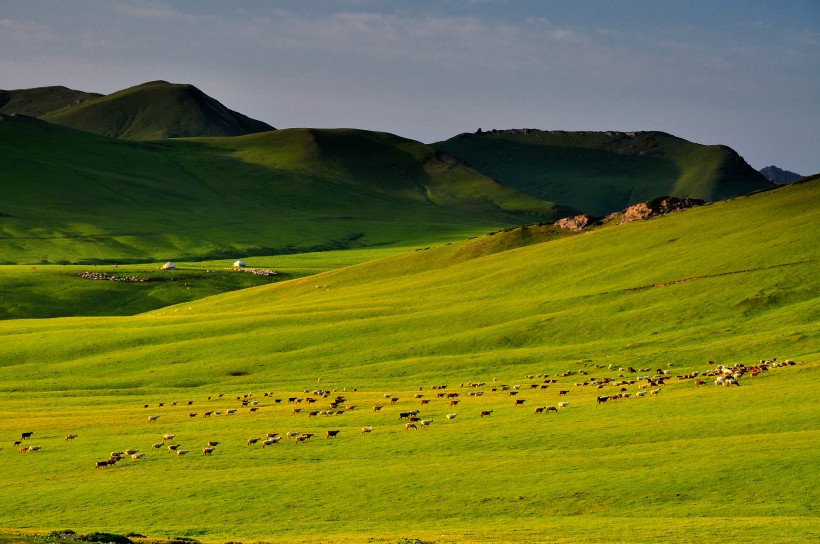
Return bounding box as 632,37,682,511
0,179,817,542
0,114,561,265
0,86,102,118
434,130,772,216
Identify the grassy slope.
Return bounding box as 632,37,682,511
0,86,102,118
0,180,816,542
434,130,773,216
0,115,563,265
40,81,274,140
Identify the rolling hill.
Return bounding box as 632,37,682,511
0,177,816,542
434,129,774,216
39,80,275,140
0,113,568,265
0,85,102,117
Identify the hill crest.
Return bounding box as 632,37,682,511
39,80,275,140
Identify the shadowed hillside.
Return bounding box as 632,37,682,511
434,129,774,216
0,86,102,117
40,80,274,140
0,114,567,264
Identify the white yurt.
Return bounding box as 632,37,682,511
233,260,246,268
161,261,176,270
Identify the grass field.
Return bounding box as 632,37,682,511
0,179,817,542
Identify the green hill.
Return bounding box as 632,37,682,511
0,114,567,265
0,178,816,542
434,129,774,216
0,85,102,117
40,80,274,140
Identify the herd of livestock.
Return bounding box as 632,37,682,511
6,358,799,465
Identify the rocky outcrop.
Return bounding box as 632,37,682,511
554,215,592,232
606,197,705,225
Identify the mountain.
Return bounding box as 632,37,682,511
0,85,102,117
759,165,803,184
0,113,567,264
433,129,774,216
39,80,275,140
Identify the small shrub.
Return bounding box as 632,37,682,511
77,534,132,544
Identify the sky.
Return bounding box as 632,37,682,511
1,0,818,174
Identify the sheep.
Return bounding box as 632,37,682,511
446,413,457,420
247,437,261,446
148,415,159,422
151,443,163,450
131,453,145,460
124,449,139,456
420,419,433,427
285,431,299,438
558,402,570,408
650,388,661,395
266,433,279,439
176,449,189,456
26,445,41,452
202,447,215,455
635,391,647,397
405,422,417,430
262,437,281,447
162,434,175,441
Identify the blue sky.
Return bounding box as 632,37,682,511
2,0,818,173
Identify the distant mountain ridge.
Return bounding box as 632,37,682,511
434,129,774,216
0,80,274,140
0,86,102,117
759,165,802,185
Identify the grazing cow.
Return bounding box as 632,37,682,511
405,422,417,430
636,391,646,397
64,434,78,441
124,449,138,456
449,400,460,406
13,441,22,446
399,412,411,420
372,405,383,412
597,396,609,404
262,437,281,447
480,410,493,417
202,447,215,455
308,411,318,417
420,399,430,405
361,426,373,433
227,409,237,414
188,413,197,418
26,446,41,452
546,406,558,413
176,449,189,456
534,407,545,414
247,437,261,446
650,388,661,395
131,453,145,460
148,415,159,422
446,413,457,420
326,430,341,438
163,434,175,441
151,443,163,450
207,441,219,447
21,432,33,440
203,411,213,417
292,408,302,414
266,433,279,439
167,444,180,452
420,419,433,427
95,460,110,469
558,390,569,396
558,402,570,408
514,399,526,406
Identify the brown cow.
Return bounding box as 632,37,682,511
326,430,340,438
